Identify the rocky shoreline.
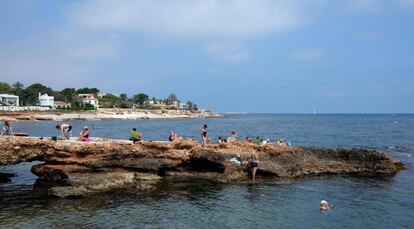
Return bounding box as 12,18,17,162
0,137,405,198
0,108,222,122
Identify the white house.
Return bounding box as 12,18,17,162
179,103,188,110
0,94,19,106
78,93,99,108
38,93,54,107
54,101,71,109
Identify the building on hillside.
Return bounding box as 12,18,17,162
170,101,179,108
38,93,54,107
54,101,71,109
143,99,166,108
78,94,99,108
179,103,188,110
0,94,19,106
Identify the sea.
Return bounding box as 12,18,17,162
0,114,413,228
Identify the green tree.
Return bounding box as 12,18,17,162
21,83,54,105
77,87,100,95
120,93,128,101
99,94,121,108
12,82,24,96
133,93,149,105
0,82,13,94
166,93,178,105
61,88,77,103
186,101,194,111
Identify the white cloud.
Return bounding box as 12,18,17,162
0,29,118,88
290,49,327,62
67,0,326,39
205,42,250,63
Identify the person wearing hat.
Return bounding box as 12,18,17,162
320,200,330,211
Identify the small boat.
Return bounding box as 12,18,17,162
13,132,29,137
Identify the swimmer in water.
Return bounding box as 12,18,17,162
320,200,330,211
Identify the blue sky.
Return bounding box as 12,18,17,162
0,0,413,113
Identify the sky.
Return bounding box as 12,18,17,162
0,0,413,113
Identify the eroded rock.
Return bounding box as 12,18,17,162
0,137,405,197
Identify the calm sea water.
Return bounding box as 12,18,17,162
1,114,413,228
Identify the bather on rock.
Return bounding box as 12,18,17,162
1,121,13,136
130,128,142,143
248,154,259,184
78,126,91,142
201,124,208,147
227,131,238,143
56,123,72,140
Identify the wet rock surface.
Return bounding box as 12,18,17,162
0,137,405,198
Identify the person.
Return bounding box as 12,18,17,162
78,126,90,141
320,200,330,211
249,154,259,184
277,139,286,146
245,137,253,143
227,131,237,143
201,124,208,147
1,121,13,136
169,132,175,142
255,137,261,145
217,137,224,144
130,128,142,143
169,131,182,142
56,123,72,140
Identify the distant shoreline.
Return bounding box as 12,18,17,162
0,108,223,122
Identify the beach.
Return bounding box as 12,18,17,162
0,108,222,122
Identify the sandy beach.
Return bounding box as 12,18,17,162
0,108,222,122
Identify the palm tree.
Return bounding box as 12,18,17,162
12,82,24,105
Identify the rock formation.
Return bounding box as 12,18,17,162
0,137,405,198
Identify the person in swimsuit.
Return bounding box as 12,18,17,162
249,154,259,184
56,123,72,140
78,126,90,141
201,124,208,147
1,121,13,136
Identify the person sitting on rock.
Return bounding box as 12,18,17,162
78,126,90,142
130,128,142,143
227,131,238,143
169,132,182,142
56,123,72,140
255,137,261,145
320,200,330,211
1,121,13,136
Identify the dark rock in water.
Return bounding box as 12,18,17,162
0,137,405,198
0,172,14,183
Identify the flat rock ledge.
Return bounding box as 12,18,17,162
0,137,405,198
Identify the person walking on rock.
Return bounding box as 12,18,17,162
201,124,208,147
